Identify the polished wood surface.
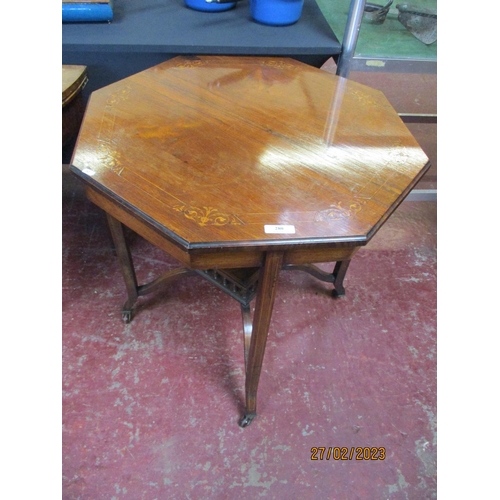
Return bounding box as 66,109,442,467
63,65,88,147
62,65,87,107
70,56,430,426
71,56,429,256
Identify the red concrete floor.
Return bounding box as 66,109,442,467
62,177,436,499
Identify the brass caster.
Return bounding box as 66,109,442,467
238,413,256,428
122,310,132,323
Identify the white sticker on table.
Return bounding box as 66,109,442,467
264,225,296,234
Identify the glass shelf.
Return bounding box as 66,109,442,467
316,0,437,72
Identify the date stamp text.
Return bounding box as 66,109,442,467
311,447,386,461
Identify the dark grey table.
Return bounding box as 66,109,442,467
62,0,341,94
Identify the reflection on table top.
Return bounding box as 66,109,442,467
71,56,430,252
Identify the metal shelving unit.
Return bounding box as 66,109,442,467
329,0,437,200
323,0,437,77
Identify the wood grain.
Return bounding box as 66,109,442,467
71,55,430,257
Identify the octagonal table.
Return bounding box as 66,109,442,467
70,55,430,427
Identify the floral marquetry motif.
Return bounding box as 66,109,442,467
104,86,131,107
174,58,205,68
173,205,244,227
262,60,294,69
350,89,380,107
89,86,133,176
314,202,363,222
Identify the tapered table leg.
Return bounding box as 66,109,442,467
241,304,252,369
106,214,139,322
239,251,284,427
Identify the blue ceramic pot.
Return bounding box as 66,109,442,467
185,0,236,12
250,0,304,26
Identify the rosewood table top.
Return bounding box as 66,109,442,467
70,55,430,426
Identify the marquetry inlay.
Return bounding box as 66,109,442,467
314,201,363,222
173,205,244,227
